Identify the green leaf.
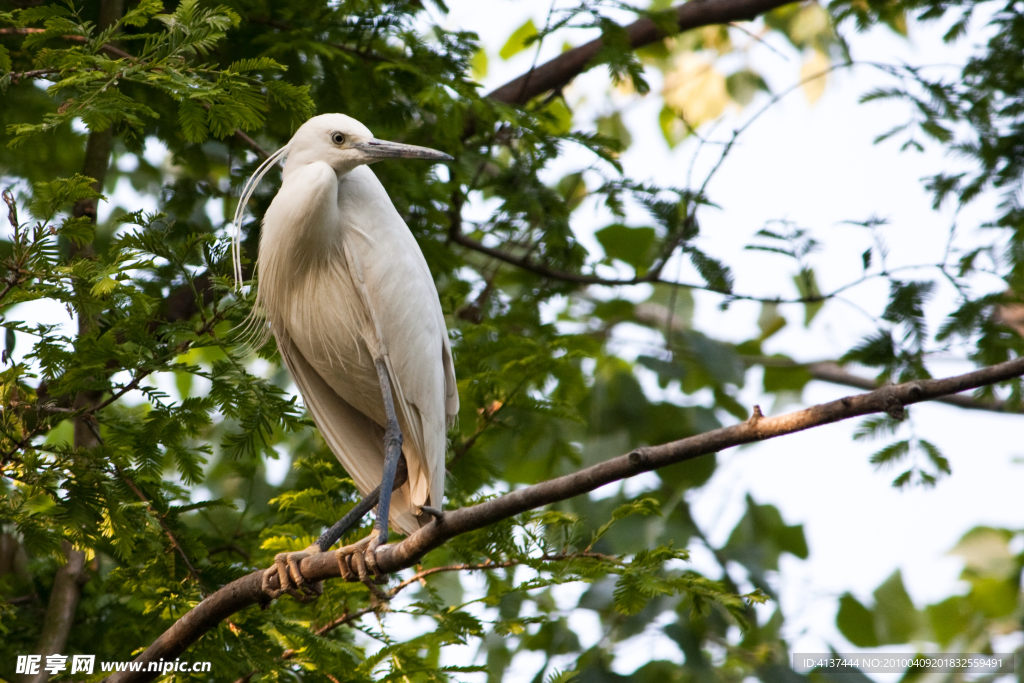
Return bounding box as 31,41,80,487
636,355,686,388
872,571,921,643
852,415,901,441
868,439,910,467
556,172,587,212
762,364,812,392
726,70,768,106
539,97,573,136
499,19,537,60
892,470,913,488
722,496,808,578
226,57,285,73
120,0,163,27
793,268,823,326
91,276,119,297
658,105,687,148
758,302,787,340
178,100,210,143
925,595,973,646
596,111,632,152
836,593,879,647
612,497,661,521
918,439,951,475
59,216,96,247
30,175,102,220
687,248,734,293
595,224,656,274
4,327,15,359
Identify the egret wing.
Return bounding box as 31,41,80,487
277,329,423,536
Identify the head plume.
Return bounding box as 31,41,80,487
231,144,290,289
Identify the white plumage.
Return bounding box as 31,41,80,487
236,114,458,537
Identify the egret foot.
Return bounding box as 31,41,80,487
262,544,324,602
336,533,391,600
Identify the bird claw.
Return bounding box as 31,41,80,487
262,545,324,602
336,531,391,600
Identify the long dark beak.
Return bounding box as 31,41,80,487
354,139,453,162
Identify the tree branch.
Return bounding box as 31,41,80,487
105,355,1024,683
119,471,203,588
634,301,1022,415
486,0,797,105
803,361,1022,414
22,5,124,677
0,27,134,60
449,227,799,299
21,542,88,683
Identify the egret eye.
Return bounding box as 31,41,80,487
331,132,345,145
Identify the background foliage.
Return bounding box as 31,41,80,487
0,0,1021,681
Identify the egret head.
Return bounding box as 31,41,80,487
285,113,452,174
231,113,451,288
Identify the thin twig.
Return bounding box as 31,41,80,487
118,469,204,589
0,27,134,60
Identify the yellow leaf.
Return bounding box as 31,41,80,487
469,48,488,80
90,275,119,297
699,25,732,54
790,3,831,47
950,527,1016,580
800,50,831,105
662,53,728,128
499,19,537,60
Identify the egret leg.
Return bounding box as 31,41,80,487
315,455,408,552
357,358,404,579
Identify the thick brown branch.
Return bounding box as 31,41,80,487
486,0,797,105
105,355,1024,683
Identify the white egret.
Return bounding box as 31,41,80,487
232,113,458,599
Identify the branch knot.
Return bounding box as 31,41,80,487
883,391,906,420
628,448,649,467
